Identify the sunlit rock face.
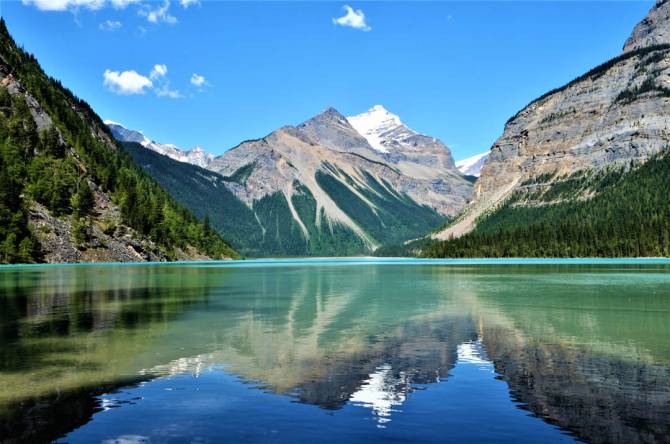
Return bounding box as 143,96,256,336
210,106,470,218
623,0,670,53
437,1,670,239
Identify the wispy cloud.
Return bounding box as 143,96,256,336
190,73,207,87
179,0,199,8
99,19,122,31
155,83,183,98
140,0,177,24
150,64,168,80
332,5,371,32
110,0,138,8
103,69,153,95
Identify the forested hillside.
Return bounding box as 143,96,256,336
0,19,238,263
426,150,670,257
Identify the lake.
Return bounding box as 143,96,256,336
1,258,669,443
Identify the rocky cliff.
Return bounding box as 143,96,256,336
623,0,670,52
437,1,670,239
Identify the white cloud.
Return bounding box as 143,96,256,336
332,5,371,32
99,19,122,31
22,0,136,11
103,69,153,95
190,73,206,87
103,65,183,99
179,0,199,8
22,0,103,11
140,0,177,24
150,64,168,80
110,0,138,8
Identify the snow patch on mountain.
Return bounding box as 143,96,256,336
346,105,459,172
105,120,214,169
346,105,403,153
456,152,488,177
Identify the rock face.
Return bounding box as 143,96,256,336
207,106,472,253
623,0,670,52
211,106,469,215
437,2,670,239
106,121,214,168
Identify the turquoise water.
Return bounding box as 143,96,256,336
1,259,669,443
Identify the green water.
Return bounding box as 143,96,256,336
0,259,669,443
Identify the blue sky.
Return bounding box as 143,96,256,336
1,1,653,159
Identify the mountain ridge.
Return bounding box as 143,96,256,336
106,120,214,168
111,105,473,256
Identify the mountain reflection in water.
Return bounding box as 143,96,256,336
0,260,668,443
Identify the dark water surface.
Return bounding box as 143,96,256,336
1,259,669,443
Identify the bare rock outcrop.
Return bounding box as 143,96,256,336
623,0,670,53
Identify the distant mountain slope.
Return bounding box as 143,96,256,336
114,106,473,256
107,120,213,168
0,19,238,263
435,0,670,242
456,152,488,177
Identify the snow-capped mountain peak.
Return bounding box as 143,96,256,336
456,152,489,177
346,105,404,153
104,120,151,146
105,120,214,169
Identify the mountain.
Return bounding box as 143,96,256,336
106,120,214,168
623,0,670,52
115,106,473,256
0,19,238,263
347,105,458,171
428,1,670,257
456,152,489,177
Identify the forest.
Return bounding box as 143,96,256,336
426,151,670,258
